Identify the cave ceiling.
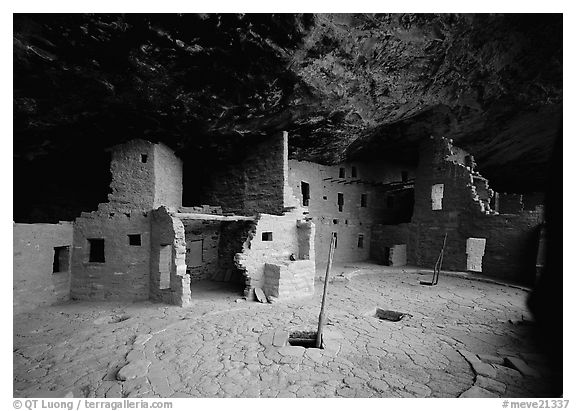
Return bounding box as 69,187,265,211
13,13,562,192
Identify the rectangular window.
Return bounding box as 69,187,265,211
361,193,368,207
88,239,105,263
332,232,338,249
357,234,364,249
337,193,344,212
262,232,273,241
53,246,70,273
431,184,444,210
339,167,345,178
301,181,310,206
140,154,148,163
351,167,357,177
128,234,141,246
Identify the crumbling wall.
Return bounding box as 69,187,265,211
70,210,150,301
13,222,74,313
213,221,254,286
150,207,190,306
288,159,415,265
409,136,543,283
205,132,287,215
235,208,316,299
183,220,220,281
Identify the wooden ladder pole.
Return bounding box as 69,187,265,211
316,234,336,348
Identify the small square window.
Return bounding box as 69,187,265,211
128,234,141,246
88,239,105,263
53,246,70,273
333,219,339,224
262,232,273,241
323,196,327,200
140,154,148,163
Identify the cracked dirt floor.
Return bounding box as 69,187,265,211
13,265,555,398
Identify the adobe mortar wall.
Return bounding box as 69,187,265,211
183,220,220,281
370,223,410,264
288,159,415,265
70,211,150,301
153,143,183,209
205,132,286,215
13,222,74,314
409,137,543,283
150,207,190,306
107,140,156,210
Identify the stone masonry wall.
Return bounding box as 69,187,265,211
106,140,157,211
369,223,410,264
153,143,183,209
13,222,74,314
409,136,543,283
214,221,254,286
183,220,220,281
150,207,190,306
206,132,287,216
288,159,415,266
71,210,150,301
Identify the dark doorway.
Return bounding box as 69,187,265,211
301,181,310,206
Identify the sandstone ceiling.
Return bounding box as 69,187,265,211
14,13,562,196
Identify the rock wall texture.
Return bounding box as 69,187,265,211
288,159,414,265
70,211,150,301
13,222,74,314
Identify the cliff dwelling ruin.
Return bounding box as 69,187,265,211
13,13,562,400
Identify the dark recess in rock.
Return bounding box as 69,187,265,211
13,13,562,222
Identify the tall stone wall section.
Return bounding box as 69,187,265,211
409,136,543,283
206,132,287,216
153,143,183,209
13,222,74,314
183,220,220,281
288,159,415,265
149,207,190,306
106,140,157,210
70,211,150,301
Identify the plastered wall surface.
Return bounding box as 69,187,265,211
71,211,151,301
13,222,74,314
288,159,415,265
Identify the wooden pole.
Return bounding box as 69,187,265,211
316,233,336,348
